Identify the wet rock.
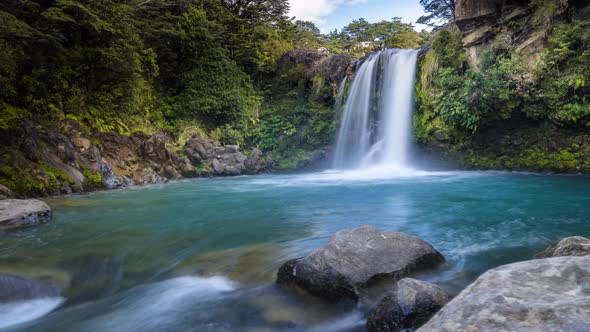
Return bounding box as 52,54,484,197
99,163,122,189
367,278,451,332
225,166,241,176
0,184,14,200
122,176,135,187
138,168,167,185
0,273,61,302
418,256,590,332
174,244,285,286
536,236,590,258
62,253,125,305
277,226,445,302
212,159,225,175
176,157,197,177
164,165,181,179
142,132,170,163
0,199,52,230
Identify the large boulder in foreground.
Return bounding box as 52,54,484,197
0,199,52,230
536,236,590,258
367,278,451,332
277,226,445,302
418,256,590,332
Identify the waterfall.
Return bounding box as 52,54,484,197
333,49,418,170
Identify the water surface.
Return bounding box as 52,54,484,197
1,170,590,331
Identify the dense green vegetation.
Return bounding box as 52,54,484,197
415,0,590,172
0,0,427,171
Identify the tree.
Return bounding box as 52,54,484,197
222,0,289,24
342,18,372,43
418,0,455,28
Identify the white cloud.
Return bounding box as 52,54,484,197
288,0,368,24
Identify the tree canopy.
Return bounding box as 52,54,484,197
418,0,455,28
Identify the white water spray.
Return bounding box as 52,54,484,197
333,49,418,170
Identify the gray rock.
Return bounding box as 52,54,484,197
418,256,590,332
536,236,590,258
0,199,52,230
0,273,61,302
60,181,73,195
225,166,241,176
367,278,451,332
99,163,122,189
142,132,170,163
138,168,167,185
277,226,445,302
184,142,204,165
0,184,14,200
164,165,181,179
225,145,240,153
212,159,225,175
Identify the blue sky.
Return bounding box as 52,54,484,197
288,0,428,33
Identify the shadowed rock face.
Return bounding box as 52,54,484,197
454,0,537,67
367,278,451,332
536,236,590,258
0,199,52,230
0,273,61,302
277,226,445,302
418,256,590,332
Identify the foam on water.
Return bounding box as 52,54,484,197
58,276,237,332
247,168,481,188
0,297,64,329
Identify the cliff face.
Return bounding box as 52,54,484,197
455,0,590,67
415,0,590,173
455,0,541,67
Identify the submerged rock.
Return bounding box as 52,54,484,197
418,256,590,332
536,236,590,258
0,273,61,302
0,199,52,230
367,278,451,332
277,226,445,302
174,244,286,287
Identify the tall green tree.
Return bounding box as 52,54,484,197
418,0,455,28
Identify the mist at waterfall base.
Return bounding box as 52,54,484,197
332,49,422,178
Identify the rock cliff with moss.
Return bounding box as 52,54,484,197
415,0,590,172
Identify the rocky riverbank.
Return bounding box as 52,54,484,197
0,121,275,198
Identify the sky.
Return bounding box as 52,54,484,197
288,0,428,33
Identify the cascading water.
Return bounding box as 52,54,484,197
333,49,418,170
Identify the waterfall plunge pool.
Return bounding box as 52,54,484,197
1,170,590,331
